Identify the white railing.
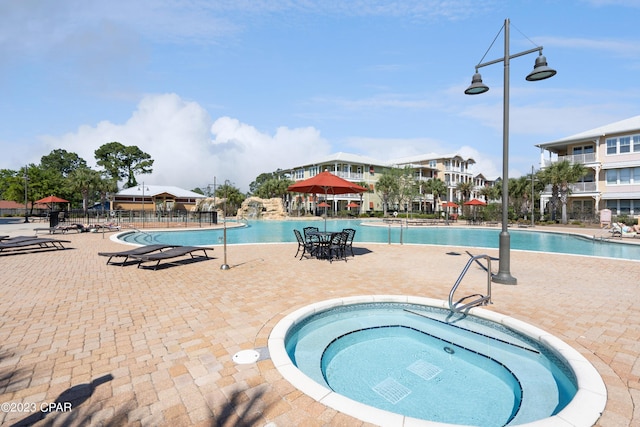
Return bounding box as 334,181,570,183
542,153,597,167
542,182,597,194
334,171,364,180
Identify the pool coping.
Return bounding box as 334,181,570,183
268,295,607,427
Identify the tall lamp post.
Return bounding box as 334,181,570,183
531,165,536,228
138,182,148,228
23,165,29,223
465,18,556,285
220,180,231,270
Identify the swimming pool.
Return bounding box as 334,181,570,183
268,295,607,427
118,219,640,261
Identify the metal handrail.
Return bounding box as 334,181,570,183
448,254,493,312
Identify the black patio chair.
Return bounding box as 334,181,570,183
327,231,348,263
303,226,320,243
342,228,356,257
293,229,315,260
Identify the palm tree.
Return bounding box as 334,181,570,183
424,178,447,213
67,167,102,213
456,181,474,217
375,172,399,216
538,161,587,224
509,176,530,220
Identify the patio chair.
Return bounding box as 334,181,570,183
342,228,356,257
327,231,348,263
129,246,212,270
98,244,177,266
294,229,316,260
303,226,320,243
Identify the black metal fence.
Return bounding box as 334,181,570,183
3,209,218,229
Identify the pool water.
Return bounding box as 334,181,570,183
285,302,577,426
118,219,640,261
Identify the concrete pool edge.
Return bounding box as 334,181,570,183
267,295,607,427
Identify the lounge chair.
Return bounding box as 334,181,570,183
129,246,212,270
611,222,637,238
0,237,70,252
94,223,121,232
35,224,86,234
98,244,177,266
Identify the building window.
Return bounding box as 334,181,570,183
634,135,640,152
429,160,436,168
296,169,304,179
634,167,640,183
620,168,631,184
620,136,631,153
620,199,631,214
606,138,617,155
606,170,617,185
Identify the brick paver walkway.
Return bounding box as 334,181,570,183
1,221,638,426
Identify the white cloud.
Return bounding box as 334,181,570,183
40,93,331,192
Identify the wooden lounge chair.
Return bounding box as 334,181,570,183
0,237,70,252
98,244,177,266
129,246,212,270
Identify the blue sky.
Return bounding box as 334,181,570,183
2,0,640,192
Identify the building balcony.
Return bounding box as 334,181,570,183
541,153,597,167
334,171,364,181
542,182,597,194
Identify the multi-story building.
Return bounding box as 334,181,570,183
283,151,483,214
283,152,386,214
390,153,483,206
536,115,640,219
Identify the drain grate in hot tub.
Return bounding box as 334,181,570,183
407,359,442,381
372,377,411,404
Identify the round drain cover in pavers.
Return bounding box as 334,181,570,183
233,349,260,364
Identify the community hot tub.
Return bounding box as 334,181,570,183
268,295,606,426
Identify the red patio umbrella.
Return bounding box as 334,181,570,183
346,202,360,208
35,195,69,204
464,199,487,206
464,198,486,221
288,171,367,230
441,201,459,208
286,171,368,195
317,202,330,208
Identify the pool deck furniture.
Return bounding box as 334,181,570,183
35,223,93,234
98,244,178,266
129,245,212,270
293,229,316,260
611,222,638,238
0,237,70,252
93,223,121,232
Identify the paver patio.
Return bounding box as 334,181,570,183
0,221,638,426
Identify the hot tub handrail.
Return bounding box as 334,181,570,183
449,254,492,312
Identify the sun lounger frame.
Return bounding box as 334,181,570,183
0,237,71,252
129,246,211,270
98,244,177,266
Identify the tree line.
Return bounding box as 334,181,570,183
1,142,586,224
0,142,153,214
